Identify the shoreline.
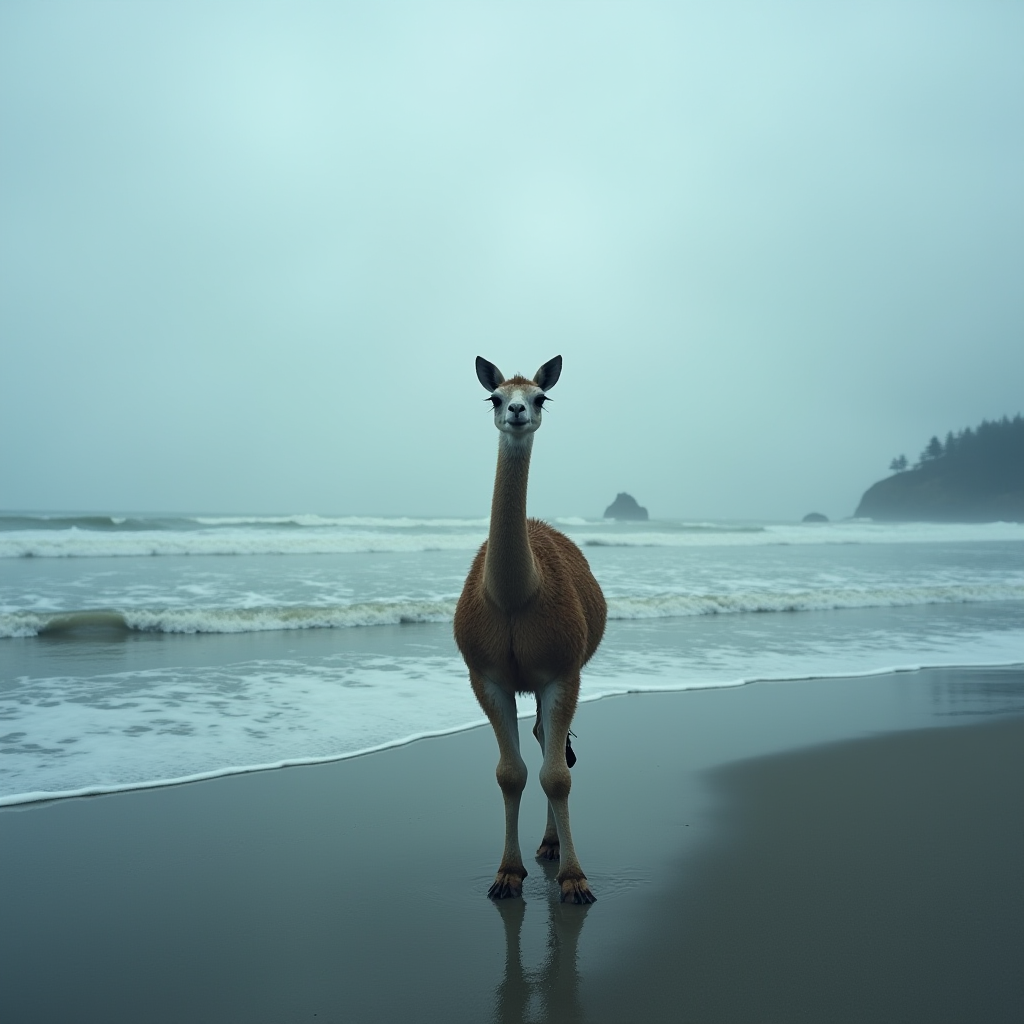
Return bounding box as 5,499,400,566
3,657,1022,808
1,666,1022,1022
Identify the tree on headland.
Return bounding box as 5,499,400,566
889,454,909,473
917,435,944,466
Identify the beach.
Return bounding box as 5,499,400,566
4,2,1023,1018
2,665,1021,1023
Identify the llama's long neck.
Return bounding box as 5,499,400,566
484,435,540,609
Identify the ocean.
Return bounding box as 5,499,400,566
1,513,1021,805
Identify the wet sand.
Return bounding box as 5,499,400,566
1,666,1022,1023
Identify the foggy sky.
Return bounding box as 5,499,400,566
2,1,1022,521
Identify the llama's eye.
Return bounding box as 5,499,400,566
489,395,502,409
534,395,548,408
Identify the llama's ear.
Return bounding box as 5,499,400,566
534,355,562,391
476,357,505,392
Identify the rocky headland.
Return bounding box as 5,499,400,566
854,415,1023,523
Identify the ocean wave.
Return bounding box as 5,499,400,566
3,584,1020,638
0,512,492,535
0,515,179,533
189,514,490,529
1,518,1021,557
1,601,458,637
581,522,1024,547
0,530,488,558
605,584,1024,618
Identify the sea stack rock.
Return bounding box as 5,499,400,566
603,492,649,521
802,512,829,523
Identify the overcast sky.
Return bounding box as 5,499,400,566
1,1,1021,521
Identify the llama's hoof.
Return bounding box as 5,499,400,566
559,876,597,904
488,871,526,899
536,839,560,861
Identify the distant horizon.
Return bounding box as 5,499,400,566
0,505,1003,525
0,505,831,522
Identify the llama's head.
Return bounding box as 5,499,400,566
476,356,562,440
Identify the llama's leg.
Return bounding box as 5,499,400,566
532,702,560,860
537,680,596,904
473,674,528,899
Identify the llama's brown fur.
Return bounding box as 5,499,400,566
454,358,606,903
457,520,605,691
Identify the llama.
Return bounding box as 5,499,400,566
454,355,607,904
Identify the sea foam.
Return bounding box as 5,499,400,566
1,518,1021,558
2,583,1021,638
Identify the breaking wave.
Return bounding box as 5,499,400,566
1,516,1021,558
0,529,487,558
3,583,1020,638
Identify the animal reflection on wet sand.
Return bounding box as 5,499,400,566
490,859,592,1024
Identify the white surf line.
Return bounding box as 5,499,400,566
2,659,1021,809
3,585,1021,638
